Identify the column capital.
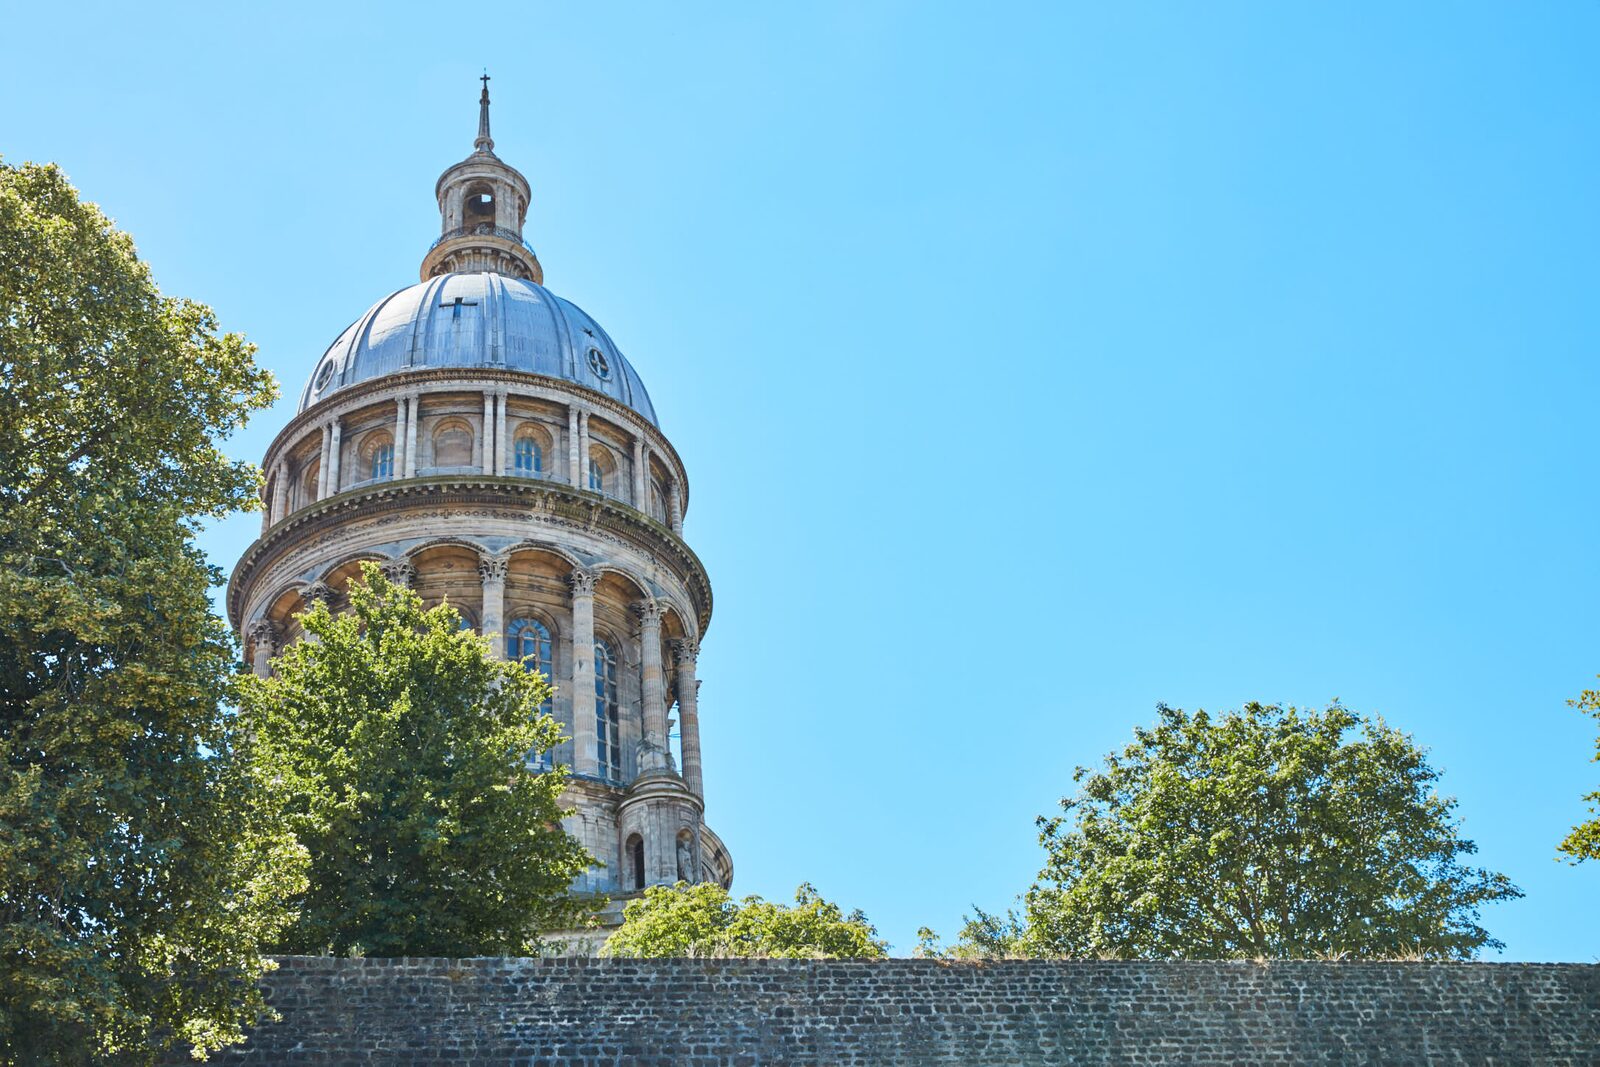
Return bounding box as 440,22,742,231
246,619,280,650
634,598,664,627
567,567,599,597
303,581,333,607
477,554,509,583
380,559,416,587
671,637,699,665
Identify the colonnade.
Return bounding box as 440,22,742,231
264,388,685,536
245,554,704,802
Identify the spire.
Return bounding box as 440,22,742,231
475,72,494,153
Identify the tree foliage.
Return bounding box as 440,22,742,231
1559,679,1600,863
603,882,887,959
1009,702,1519,960
239,563,593,957
0,160,303,1063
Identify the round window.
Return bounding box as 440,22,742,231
314,360,336,390
587,347,611,380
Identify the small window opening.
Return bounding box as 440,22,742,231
628,834,646,892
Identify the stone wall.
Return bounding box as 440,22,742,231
185,956,1599,1066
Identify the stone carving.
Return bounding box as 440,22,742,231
246,619,280,652
477,555,509,582
380,559,416,587
303,581,333,606
634,598,663,626
671,638,699,666
676,836,695,883
567,567,599,596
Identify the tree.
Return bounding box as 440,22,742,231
239,563,592,957
0,160,304,1063
1559,680,1600,863
603,882,887,958
1011,702,1519,960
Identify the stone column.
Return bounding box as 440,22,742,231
495,390,509,476
568,568,599,776
247,620,279,678
302,582,332,643
567,406,582,487
668,479,683,536
578,412,592,490
403,395,419,478
380,559,415,588
271,460,288,523
478,554,507,655
316,424,332,498
673,639,702,798
326,417,343,495
636,599,669,773
632,438,648,511
393,398,408,479
481,392,495,473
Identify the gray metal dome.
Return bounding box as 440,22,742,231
298,272,657,425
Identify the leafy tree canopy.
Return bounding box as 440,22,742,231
1559,680,1600,863
239,563,593,957
972,702,1519,961
0,160,302,1063
603,882,887,959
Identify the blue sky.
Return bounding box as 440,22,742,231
6,2,1599,959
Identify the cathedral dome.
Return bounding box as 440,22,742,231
298,272,658,426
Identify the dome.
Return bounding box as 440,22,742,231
299,272,658,425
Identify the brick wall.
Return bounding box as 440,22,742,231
183,956,1600,1065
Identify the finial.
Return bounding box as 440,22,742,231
475,71,494,153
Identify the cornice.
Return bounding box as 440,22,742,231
270,367,689,511
229,476,712,634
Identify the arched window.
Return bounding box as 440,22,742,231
588,457,604,492
371,442,395,481
431,418,474,469
627,833,645,891
302,461,321,505
507,618,553,690
595,638,621,781
514,437,542,474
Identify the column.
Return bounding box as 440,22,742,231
316,424,332,498
578,412,592,490
271,460,288,523
668,479,683,536
247,620,279,679
673,640,703,798
632,438,648,511
495,390,509,476
568,568,599,775
380,559,415,588
403,395,419,477
478,554,507,655
326,417,343,495
394,397,408,479
301,582,332,643
481,392,495,473
567,406,582,486
636,599,669,773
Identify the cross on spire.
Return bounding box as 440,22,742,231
475,71,494,153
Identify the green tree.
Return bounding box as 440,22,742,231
239,563,592,957
0,160,304,1063
1011,702,1519,960
1559,679,1600,863
603,882,887,958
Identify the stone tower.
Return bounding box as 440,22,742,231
230,80,731,910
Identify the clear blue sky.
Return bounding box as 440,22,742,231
7,2,1599,959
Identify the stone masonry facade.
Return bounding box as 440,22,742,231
180,957,1599,1066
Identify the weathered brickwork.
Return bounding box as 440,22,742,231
182,956,1600,1066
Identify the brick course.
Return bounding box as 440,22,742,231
175,956,1600,1065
